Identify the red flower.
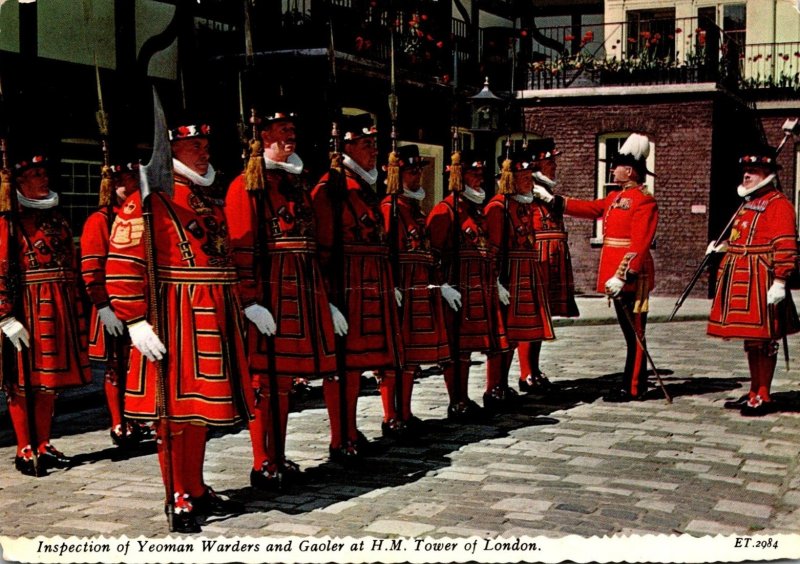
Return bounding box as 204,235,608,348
628,37,636,43
675,27,682,34
520,29,528,37
421,14,428,21
640,31,651,39
795,51,800,57
442,74,450,83
667,34,674,40
416,29,423,37
584,30,594,41
565,34,575,41
436,41,443,48
426,33,433,41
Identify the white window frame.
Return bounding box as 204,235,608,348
594,132,655,244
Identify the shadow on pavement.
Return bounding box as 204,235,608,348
211,369,746,518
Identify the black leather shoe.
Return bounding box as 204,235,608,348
329,443,359,464
602,388,636,403
193,488,243,516
724,394,750,409
403,415,426,435
168,509,201,534
250,464,280,490
740,398,775,417
381,418,408,439
14,454,47,477
38,444,71,469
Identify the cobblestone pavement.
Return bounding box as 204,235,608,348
1,319,799,540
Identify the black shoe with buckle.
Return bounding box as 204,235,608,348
166,506,201,534
14,449,47,477
724,394,750,409
38,444,71,469
602,388,640,403
740,396,775,417
381,418,407,439
329,441,359,464
250,462,281,490
193,487,244,516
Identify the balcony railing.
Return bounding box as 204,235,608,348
523,16,741,90
741,42,800,90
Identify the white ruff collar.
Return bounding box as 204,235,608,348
264,152,303,175
403,187,426,200
512,192,534,204
173,158,216,187
343,154,378,185
17,190,58,209
533,171,557,190
463,186,485,204
738,174,776,198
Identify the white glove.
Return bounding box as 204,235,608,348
0,317,29,352
394,288,403,308
244,303,277,336
97,306,125,337
439,282,462,312
497,278,511,306
329,304,349,336
532,185,554,203
128,320,167,362
705,240,728,255
604,276,625,298
767,280,786,305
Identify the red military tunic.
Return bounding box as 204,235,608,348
380,194,450,365
106,181,253,425
708,187,800,340
226,171,337,381
563,183,658,308
427,193,509,354
80,207,117,362
312,169,402,370
530,199,579,317
485,194,555,343
0,208,90,390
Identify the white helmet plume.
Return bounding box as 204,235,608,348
619,133,650,161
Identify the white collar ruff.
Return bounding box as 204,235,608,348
512,192,534,204
463,186,486,204
738,174,776,198
343,154,378,185
403,187,426,200
17,190,58,209
173,158,216,187
264,152,304,175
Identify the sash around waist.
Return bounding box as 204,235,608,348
604,237,632,248
535,231,567,241
398,250,434,264
726,244,772,256
342,243,389,257
156,266,239,284
21,268,75,284
266,239,317,253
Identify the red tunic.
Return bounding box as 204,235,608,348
485,194,555,343
106,181,253,425
0,207,90,390
226,170,337,382
530,199,579,317
311,169,402,370
564,183,658,309
80,207,119,362
427,193,509,354
380,194,450,366
708,187,800,340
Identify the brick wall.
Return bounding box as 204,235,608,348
522,92,741,297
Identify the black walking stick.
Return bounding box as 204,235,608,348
615,296,672,404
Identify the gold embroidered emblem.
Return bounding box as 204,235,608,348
110,216,145,249
124,201,137,214
730,227,740,242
